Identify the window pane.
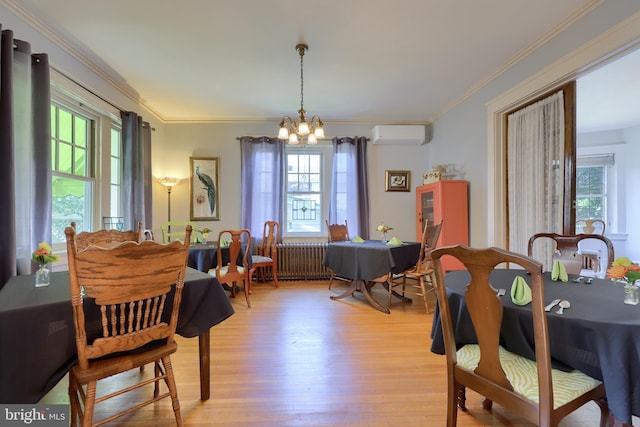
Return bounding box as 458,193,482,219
52,175,93,243
575,165,606,223
58,143,73,174
74,147,86,175
58,109,72,142
74,117,87,148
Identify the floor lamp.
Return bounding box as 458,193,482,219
158,177,180,241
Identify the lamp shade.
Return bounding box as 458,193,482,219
158,177,180,187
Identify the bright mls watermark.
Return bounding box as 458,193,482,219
0,405,68,426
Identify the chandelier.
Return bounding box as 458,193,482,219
277,43,325,145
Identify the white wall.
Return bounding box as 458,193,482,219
429,1,640,249
154,122,429,242
5,1,640,252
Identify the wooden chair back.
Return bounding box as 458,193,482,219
257,221,280,260
417,219,443,270
65,226,191,369
431,244,607,426
326,219,350,242
215,229,252,306
250,221,280,288
527,232,615,275
161,221,196,243
72,220,144,250
576,219,606,235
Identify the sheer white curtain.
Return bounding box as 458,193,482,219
508,91,565,269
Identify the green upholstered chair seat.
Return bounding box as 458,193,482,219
456,344,602,409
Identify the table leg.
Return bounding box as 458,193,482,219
330,280,390,314
379,281,413,303
198,331,210,400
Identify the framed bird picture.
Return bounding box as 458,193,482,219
190,156,220,221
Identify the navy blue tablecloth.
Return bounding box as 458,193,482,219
0,267,233,404
323,240,421,280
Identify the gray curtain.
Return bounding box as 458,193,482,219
330,137,370,238
121,111,152,231
239,136,284,239
0,25,52,289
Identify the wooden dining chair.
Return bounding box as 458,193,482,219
249,220,280,289
431,244,609,427
388,219,443,313
527,232,614,277
64,225,192,427
326,219,351,289
211,229,252,307
71,220,144,250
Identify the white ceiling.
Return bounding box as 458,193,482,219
4,0,639,132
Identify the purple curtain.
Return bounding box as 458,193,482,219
0,24,52,289
121,111,152,231
330,137,370,239
239,136,284,239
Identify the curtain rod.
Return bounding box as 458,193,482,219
235,136,371,141
51,65,124,113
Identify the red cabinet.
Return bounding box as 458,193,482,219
416,180,468,270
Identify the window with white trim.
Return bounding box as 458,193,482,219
575,154,613,227
50,96,122,245
284,147,331,236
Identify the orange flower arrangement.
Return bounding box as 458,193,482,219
31,242,59,265
607,257,640,284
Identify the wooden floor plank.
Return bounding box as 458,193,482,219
40,280,624,426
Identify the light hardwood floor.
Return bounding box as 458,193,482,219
41,280,618,426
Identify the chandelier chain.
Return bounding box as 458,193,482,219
299,48,304,112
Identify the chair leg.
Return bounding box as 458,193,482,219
68,370,80,426
271,264,280,288
457,386,467,411
161,355,184,427
244,277,251,308
83,380,97,427
418,277,430,314
482,397,493,411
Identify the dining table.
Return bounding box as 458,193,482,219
188,242,252,272
323,239,421,314
0,267,234,404
430,269,640,426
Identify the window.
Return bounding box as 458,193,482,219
49,90,122,246
575,154,613,227
284,147,331,235
51,103,95,242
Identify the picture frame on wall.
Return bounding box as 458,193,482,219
385,170,410,192
190,156,220,220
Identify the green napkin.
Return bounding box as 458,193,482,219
351,235,365,243
551,260,568,282
386,237,403,246
510,275,532,306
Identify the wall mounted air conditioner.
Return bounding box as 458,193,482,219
372,125,427,145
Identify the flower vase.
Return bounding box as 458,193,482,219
35,264,50,287
623,280,639,305
381,231,388,243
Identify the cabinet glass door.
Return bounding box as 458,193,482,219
420,191,435,225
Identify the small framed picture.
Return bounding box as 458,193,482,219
385,170,410,192
190,156,220,220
